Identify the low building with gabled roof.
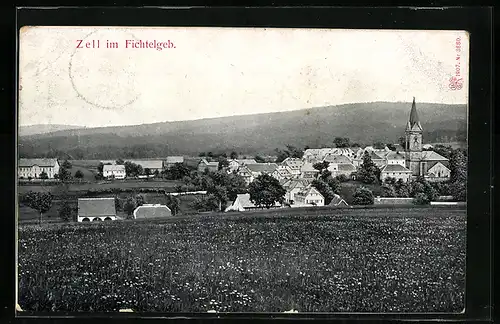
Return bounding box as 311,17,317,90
380,164,413,182
18,158,60,179
164,156,185,167
197,159,219,173
103,164,126,179
77,197,116,222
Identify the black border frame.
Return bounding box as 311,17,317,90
4,6,493,323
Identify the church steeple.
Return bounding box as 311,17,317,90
406,97,422,131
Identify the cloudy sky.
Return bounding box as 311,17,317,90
18,27,469,127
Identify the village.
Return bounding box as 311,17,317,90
17,99,466,224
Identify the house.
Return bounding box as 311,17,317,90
402,98,452,182
282,178,311,204
293,186,325,206
103,164,126,179
328,194,349,207
164,156,184,168
127,160,164,173
77,198,116,222
385,151,406,166
238,163,279,184
227,159,257,172
281,157,304,176
300,163,319,179
327,163,357,178
18,158,60,179
380,164,413,182
224,193,281,212
197,159,219,173
133,204,172,219
271,165,295,181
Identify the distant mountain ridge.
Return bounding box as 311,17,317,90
18,102,467,159
19,124,85,137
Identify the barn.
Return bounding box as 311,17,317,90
77,198,117,222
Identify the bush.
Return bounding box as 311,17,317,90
413,193,430,205
352,187,374,205
336,174,349,183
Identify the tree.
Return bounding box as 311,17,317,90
61,160,72,169
230,151,238,160
352,187,374,205
387,143,397,151
320,169,332,182
135,194,146,207
58,200,72,222
116,159,125,165
248,174,286,209
191,194,219,212
165,163,191,180
450,149,467,183
311,179,335,205
358,151,379,184
97,162,105,174
164,195,181,215
450,180,466,201
57,167,73,182
144,168,151,180
326,177,341,194
373,141,385,149
114,196,122,212
413,192,430,205
217,157,229,171
199,152,206,157
313,161,330,172
39,171,48,179
74,170,84,179
124,162,142,177
23,191,53,225
207,185,228,211
333,137,350,148
398,137,407,150
207,152,214,159
123,197,136,219
394,179,411,197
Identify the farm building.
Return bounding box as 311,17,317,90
77,198,116,222
227,159,257,172
385,151,406,166
103,164,126,179
380,164,413,182
133,204,172,219
198,159,219,173
225,193,281,212
293,186,325,206
164,156,185,168
18,158,60,179
328,194,349,207
280,157,303,175
127,160,164,173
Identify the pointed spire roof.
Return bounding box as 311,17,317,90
406,97,422,131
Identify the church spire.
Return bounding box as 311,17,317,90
406,97,422,131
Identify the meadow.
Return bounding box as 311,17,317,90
17,207,466,313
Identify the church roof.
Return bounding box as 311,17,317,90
406,97,423,131
421,151,448,161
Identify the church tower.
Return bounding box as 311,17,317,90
404,97,423,177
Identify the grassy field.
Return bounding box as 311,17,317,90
18,179,182,195
17,207,466,313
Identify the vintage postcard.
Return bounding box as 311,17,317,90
17,26,468,314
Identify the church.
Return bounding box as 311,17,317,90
403,97,451,182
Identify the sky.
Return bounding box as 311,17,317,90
18,27,469,127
